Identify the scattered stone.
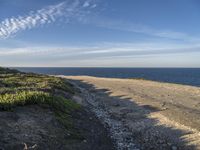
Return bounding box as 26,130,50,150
113,103,120,107
167,143,172,146
71,81,137,150
171,146,177,150
83,140,87,143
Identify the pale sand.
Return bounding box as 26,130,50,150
63,76,200,149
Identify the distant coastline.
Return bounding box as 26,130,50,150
13,67,200,87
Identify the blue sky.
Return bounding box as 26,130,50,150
0,0,200,67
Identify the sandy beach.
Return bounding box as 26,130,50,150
64,76,200,150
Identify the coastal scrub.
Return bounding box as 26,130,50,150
0,67,81,138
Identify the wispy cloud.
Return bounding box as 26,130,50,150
86,17,200,42
1,42,200,57
1,42,199,67
1,0,196,43
0,0,97,39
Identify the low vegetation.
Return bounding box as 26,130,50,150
0,67,81,138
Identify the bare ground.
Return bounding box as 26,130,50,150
64,76,200,150
0,105,115,150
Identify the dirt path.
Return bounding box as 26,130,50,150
64,76,200,150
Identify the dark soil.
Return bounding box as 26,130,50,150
0,105,115,150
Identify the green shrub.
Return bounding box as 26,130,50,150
0,67,81,138
0,91,48,110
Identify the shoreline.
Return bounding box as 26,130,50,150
15,67,200,87
64,75,200,149
59,75,200,88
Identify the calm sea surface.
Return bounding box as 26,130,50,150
14,68,200,87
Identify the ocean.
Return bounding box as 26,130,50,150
14,67,200,87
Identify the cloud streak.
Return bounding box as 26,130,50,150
87,17,200,42
1,42,200,58
0,0,97,39
1,0,196,43
1,42,200,67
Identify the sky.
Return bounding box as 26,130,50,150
0,0,200,67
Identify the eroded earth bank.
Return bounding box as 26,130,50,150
0,68,114,150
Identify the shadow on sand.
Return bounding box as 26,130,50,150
67,78,198,150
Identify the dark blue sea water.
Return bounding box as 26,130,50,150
14,68,200,87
